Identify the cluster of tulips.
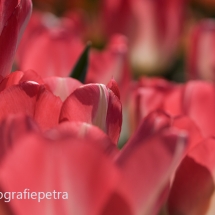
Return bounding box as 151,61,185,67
1,0,215,215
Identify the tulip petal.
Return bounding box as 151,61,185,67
0,71,24,92
101,192,132,215
0,82,62,130
0,199,13,215
16,12,84,77
86,34,128,85
183,81,215,137
0,0,32,76
45,121,119,157
168,138,215,215
106,89,122,144
0,70,44,92
60,84,122,144
0,134,120,215
34,87,62,130
19,69,44,84
126,110,171,150
44,77,82,101
172,116,203,151
0,82,40,119
129,77,181,130
0,114,39,162
114,128,188,215
106,78,120,100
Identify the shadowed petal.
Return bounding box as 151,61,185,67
0,0,32,76
60,84,122,144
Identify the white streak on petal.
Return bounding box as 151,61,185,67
92,84,109,133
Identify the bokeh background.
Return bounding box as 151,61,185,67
17,0,215,83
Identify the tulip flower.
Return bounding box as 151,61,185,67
15,11,131,101
102,0,187,76
0,70,122,143
86,35,128,84
15,11,84,77
126,76,215,214
86,34,131,103
60,81,122,144
129,77,182,133
129,77,215,138
0,0,32,77
0,111,188,215
14,5,132,111
187,19,215,81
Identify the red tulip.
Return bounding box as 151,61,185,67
0,71,122,143
115,128,187,215
102,0,187,76
0,0,32,77
187,19,215,81
0,111,188,215
182,81,215,137
87,34,131,103
129,77,182,132
60,81,122,144
15,11,131,101
129,77,215,138
86,35,128,84
0,122,120,215
16,11,84,77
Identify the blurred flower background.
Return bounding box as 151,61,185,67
15,0,215,83
2,0,215,214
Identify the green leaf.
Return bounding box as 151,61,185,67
70,42,91,83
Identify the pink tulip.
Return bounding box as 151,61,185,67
187,19,215,81
0,0,32,77
127,77,215,214
102,0,187,76
87,35,128,84
129,77,215,138
0,111,188,215
60,80,122,144
0,71,122,143
129,77,182,133
87,34,131,103
15,11,84,77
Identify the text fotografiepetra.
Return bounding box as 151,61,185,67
0,189,68,202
